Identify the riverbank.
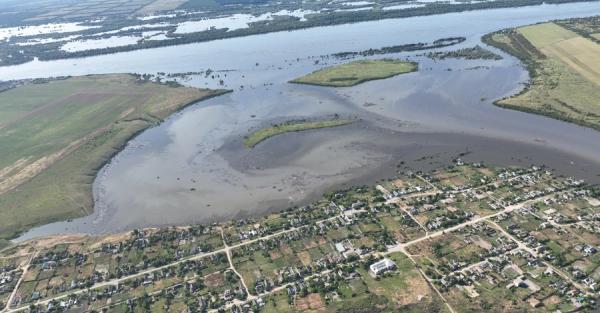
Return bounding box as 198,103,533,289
2,162,599,313
0,0,596,68
0,74,228,240
10,2,600,241
482,17,600,131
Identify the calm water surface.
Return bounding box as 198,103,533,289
11,2,600,240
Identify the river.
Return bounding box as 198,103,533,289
10,1,600,240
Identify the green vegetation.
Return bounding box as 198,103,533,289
244,119,353,148
0,74,226,239
290,59,418,87
0,0,592,67
332,37,466,58
425,45,503,60
1,163,597,312
483,18,600,130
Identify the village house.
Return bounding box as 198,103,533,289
369,258,396,276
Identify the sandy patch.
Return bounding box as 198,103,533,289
471,236,492,250
269,250,282,260
281,245,294,255
24,234,88,251
392,179,406,188
0,157,31,179
303,240,318,249
297,251,311,266
393,274,431,306
88,231,131,250
204,272,225,288
295,293,325,311
0,125,111,196
587,197,600,207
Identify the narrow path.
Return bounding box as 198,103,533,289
396,203,429,235
3,186,576,312
3,250,36,312
488,220,589,293
393,245,456,313
416,174,439,192
219,228,255,300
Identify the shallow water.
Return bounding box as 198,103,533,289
11,1,600,241
61,36,141,52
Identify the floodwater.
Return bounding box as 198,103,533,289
174,10,317,34
9,2,600,240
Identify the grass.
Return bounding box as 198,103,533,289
244,118,353,148
0,74,226,239
290,59,418,87
484,20,600,131
517,22,578,48
357,252,445,311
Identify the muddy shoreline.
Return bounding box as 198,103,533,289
13,2,600,241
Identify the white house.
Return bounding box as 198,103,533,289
369,258,396,276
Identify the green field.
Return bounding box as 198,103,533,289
290,59,418,87
483,19,600,130
244,119,353,148
0,74,225,239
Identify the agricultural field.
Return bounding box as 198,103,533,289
484,18,600,130
11,0,158,23
1,0,584,67
0,75,225,240
244,118,353,148
290,59,418,87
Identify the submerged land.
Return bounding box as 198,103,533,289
424,45,503,60
1,163,600,313
0,0,593,67
1,7,600,313
0,75,225,242
244,119,354,148
290,59,418,87
484,16,600,130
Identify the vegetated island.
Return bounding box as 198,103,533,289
244,118,354,148
290,59,418,87
0,0,590,67
424,45,503,60
483,16,600,130
332,37,466,59
0,74,228,242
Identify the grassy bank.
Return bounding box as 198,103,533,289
244,119,354,148
290,59,418,87
483,19,600,130
0,74,227,239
